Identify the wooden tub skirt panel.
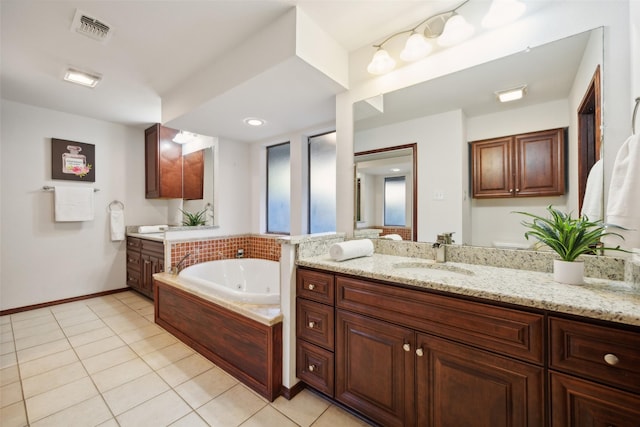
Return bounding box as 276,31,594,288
154,280,282,401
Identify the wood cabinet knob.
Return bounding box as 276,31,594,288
403,343,411,352
604,353,619,366
416,348,424,357
308,364,316,372
307,284,315,290
308,321,316,329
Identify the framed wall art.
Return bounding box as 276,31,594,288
51,138,95,182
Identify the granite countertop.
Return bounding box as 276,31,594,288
297,254,640,327
127,232,165,242
154,272,283,327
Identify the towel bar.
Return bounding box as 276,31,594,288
109,200,124,211
42,186,99,192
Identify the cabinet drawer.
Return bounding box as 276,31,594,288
297,269,334,305
297,298,334,350
126,250,141,271
549,317,640,394
297,339,334,397
126,269,141,288
127,237,141,250
336,275,544,364
141,239,164,255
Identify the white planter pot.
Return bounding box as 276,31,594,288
553,260,584,285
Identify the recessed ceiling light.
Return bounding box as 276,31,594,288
496,85,527,103
391,168,401,172
63,68,102,88
243,117,265,127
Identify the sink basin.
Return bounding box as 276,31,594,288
392,261,474,277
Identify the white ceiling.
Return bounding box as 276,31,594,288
1,1,560,143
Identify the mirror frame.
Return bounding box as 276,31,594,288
354,143,418,241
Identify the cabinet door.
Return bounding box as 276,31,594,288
183,149,204,200
144,124,182,199
141,254,154,296
416,333,544,427
144,124,160,198
336,310,414,427
515,128,564,197
471,136,513,198
550,372,640,427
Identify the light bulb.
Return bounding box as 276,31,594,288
367,48,396,75
437,14,475,47
400,32,432,62
482,0,526,28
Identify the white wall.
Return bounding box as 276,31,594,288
355,110,465,242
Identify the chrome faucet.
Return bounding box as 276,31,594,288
172,253,191,274
236,248,244,258
433,232,454,263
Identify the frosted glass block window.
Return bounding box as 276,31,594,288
267,142,290,234
384,176,406,226
309,131,336,233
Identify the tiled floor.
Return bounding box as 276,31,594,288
0,291,371,427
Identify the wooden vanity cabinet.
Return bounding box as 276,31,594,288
471,128,565,198
126,236,164,299
548,317,640,426
145,123,182,199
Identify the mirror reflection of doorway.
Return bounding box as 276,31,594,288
578,66,601,214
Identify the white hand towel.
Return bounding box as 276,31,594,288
110,210,125,241
381,234,403,241
137,225,169,233
54,186,94,222
580,159,603,221
329,239,374,261
602,133,640,250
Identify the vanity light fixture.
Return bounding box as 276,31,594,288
243,117,266,127
63,68,102,88
496,85,527,103
173,130,197,144
367,0,526,75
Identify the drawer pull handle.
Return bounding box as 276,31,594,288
307,284,315,290
308,321,316,329
604,353,620,366
416,348,424,357
403,343,410,352
308,364,316,372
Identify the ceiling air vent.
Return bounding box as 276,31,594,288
70,9,113,43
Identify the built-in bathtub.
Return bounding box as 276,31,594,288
153,258,283,401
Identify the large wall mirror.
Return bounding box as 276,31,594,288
353,27,603,246
181,135,219,226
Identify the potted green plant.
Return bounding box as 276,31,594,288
514,205,625,284
180,208,208,227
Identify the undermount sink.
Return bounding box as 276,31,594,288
392,261,474,277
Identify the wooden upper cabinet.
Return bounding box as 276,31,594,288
145,123,182,199
471,128,565,198
182,149,204,200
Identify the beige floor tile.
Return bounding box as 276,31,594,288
0,352,17,369
141,341,194,370
0,364,20,386
143,314,155,322
136,305,155,316
62,319,106,337
49,300,90,314
21,361,87,399
95,418,119,427
81,345,138,374
156,353,214,387
0,315,10,325
91,357,152,393
197,384,267,426
74,335,125,360
25,377,98,423
16,339,70,364
18,349,78,379
1,324,12,335
122,297,152,311
244,405,299,427
311,405,372,427
55,311,99,328
169,411,209,427
29,395,112,427
1,381,23,408
14,329,66,351
1,330,14,343
104,317,150,335
10,308,52,323
1,340,15,355
118,323,164,344
129,332,177,356
102,371,169,415
116,390,191,427
90,304,132,318
12,322,60,340
271,389,331,427
174,366,238,409
0,401,28,427
67,326,114,348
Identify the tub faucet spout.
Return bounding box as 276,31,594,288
173,253,191,274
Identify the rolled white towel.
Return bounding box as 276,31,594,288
137,224,169,233
329,239,374,261
381,234,403,241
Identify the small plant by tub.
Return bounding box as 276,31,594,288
180,208,208,226
514,205,626,284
